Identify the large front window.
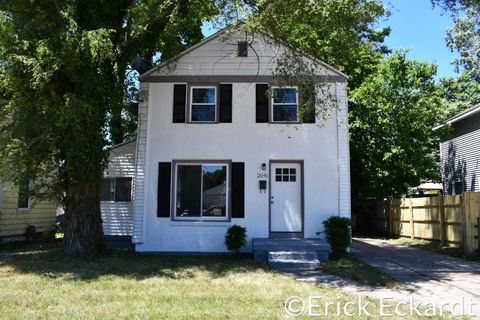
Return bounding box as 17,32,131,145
176,163,228,219
272,87,298,122
190,87,216,122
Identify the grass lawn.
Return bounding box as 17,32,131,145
321,256,401,289
0,241,447,319
389,238,480,261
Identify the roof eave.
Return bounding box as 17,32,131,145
433,103,480,131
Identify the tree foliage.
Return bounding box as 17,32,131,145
438,72,480,116
226,0,390,88
0,0,406,255
350,52,447,200
0,0,216,255
432,0,480,13
444,10,480,81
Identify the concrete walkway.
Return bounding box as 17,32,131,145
294,238,480,318
352,238,480,317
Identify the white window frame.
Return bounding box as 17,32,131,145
271,86,299,123
174,162,229,221
189,86,217,123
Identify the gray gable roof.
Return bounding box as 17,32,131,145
139,25,348,81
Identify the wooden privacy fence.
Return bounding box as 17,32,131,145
384,192,480,255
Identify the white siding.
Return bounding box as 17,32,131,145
137,81,345,253
101,202,133,236
151,29,341,78
336,82,351,217
105,141,137,177
136,28,350,252
101,140,136,237
132,83,149,243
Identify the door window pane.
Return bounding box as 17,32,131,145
202,165,227,217
176,165,202,217
275,168,297,183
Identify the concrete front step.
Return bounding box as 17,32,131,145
253,238,331,263
268,251,321,271
253,238,331,252
268,251,318,261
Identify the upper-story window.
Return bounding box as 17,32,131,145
190,86,216,122
272,87,298,122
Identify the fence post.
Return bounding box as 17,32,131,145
409,199,414,240
388,200,393,237
463,192,480,255
438,194,446,246
461,193,468,255
477,217,480,254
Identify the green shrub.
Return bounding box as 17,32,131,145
323,216,352,257
224,225,247,255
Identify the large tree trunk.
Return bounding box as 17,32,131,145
63,180,105,256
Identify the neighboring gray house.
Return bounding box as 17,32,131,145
100,139,136,248
437,104,480,195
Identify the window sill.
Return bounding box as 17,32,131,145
17,208,31,212
169,220,231,227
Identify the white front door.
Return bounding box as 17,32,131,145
270,162,302,233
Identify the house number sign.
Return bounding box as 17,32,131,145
257,173,269,179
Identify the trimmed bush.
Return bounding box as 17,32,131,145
224,225,247,255
323,216,352,257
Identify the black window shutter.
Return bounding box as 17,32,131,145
256,84,269,123
219,84,232,123
173,84,186,123
157,162,171,217
231,162,245,218
301,84,316,123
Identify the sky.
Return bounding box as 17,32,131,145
203,0,460,80
380,0,459,79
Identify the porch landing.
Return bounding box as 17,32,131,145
253,238,331,271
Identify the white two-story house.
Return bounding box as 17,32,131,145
125,26,350,254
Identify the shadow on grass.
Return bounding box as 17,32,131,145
0,241,267,281
321,255,401,289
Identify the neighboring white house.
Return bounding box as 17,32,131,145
100,139,136,249
112,26,351,253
